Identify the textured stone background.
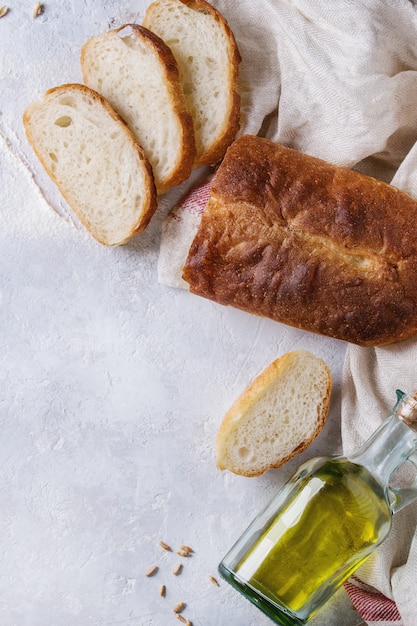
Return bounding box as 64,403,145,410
0,2,362,624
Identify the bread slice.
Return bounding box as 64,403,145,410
216,350,332,477
81,24,196,193
143,0,241,167
23,84,157,246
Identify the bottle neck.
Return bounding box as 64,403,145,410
348,395,417,486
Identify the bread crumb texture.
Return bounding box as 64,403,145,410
81,24,196,192
143,0,241,166
216,350,332,476
23,84,156,246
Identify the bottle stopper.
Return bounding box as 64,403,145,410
398,392,417,432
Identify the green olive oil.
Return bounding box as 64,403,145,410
219,391,417,625
234,459,391,619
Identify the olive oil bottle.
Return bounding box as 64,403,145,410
219,390,417,625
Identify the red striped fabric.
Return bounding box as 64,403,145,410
180,177,212,217
344,578,402,622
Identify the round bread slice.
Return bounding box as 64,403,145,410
143,0,241,167
23,83,157,246
81,24,196,193
216,350,332,477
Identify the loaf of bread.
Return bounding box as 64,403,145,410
81,24,196,194
216,350,332,477
23,84,157,246
143,0,241,168
182,134,417,346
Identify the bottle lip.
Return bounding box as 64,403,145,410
398,393,417,432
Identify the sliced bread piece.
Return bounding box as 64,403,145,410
216,350,332,477
23,83,157,246
143,0,241,167
81,24,196,193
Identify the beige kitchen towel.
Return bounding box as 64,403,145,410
342,333,417,626
159,1,417,623
212,0,417,180
341,113,417,626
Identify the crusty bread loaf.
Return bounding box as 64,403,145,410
81,24,196,193
143,0,241,168
183,134,417,346
216,350,332,477
23,84,157,246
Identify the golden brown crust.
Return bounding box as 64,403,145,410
183,134,417,346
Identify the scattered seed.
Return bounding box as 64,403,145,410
145,565,158,577
186,621,193,626
159,584,166,597
176,549,192,557
0,6,9,17
158,540,172,552
179,544,193,554
175,615,186,624
173,601,186,614
209,575,220,586
172,563,183,576
33,1,43,17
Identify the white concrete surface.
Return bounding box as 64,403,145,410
0,2,364,624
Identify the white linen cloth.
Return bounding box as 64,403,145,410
159,1,417,624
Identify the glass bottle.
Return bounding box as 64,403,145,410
218,389,417,626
